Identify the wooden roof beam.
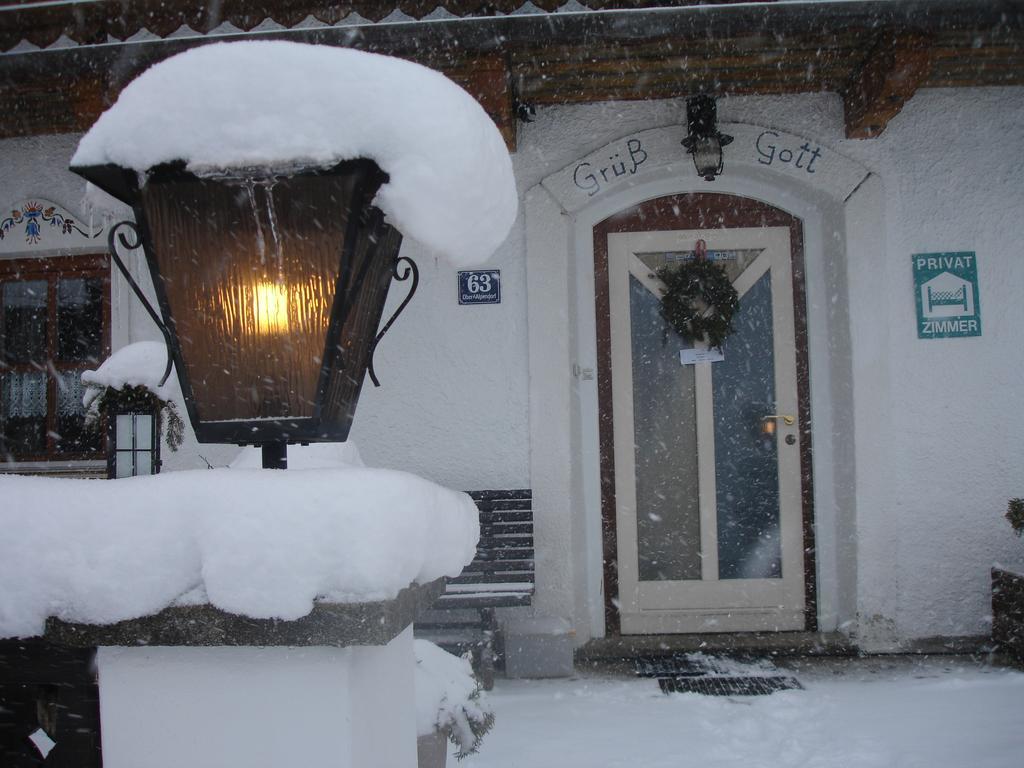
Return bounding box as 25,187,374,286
439,53,517,153
0,48,519,152
842,32,935,139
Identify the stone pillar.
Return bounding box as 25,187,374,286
47,580,443,768
96,629,415,768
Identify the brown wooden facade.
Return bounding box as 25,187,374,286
0,1,1022,151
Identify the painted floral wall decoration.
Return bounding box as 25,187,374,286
1,201,90,245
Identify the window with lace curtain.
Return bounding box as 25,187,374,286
0,255,110,462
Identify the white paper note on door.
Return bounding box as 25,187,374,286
680,348,725,365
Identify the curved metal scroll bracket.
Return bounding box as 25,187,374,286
106,220,175,388
367,256,419,388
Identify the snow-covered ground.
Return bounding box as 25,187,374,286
461,657,1024,768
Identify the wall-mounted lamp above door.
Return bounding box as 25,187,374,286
681,96,734,181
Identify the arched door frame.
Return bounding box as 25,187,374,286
524,123,879,642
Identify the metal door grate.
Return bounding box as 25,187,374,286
634,654,802,696
657,675,803,696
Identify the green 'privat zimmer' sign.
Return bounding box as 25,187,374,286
912,252,982,339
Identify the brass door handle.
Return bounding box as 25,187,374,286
761,414,795,437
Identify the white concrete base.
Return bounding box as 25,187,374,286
96,626,416,768
504,616,575,679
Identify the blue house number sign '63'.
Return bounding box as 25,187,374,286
458,270,501,305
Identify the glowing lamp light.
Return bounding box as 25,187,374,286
72,159,405,459
250,281,291,336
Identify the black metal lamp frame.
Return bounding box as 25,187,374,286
681,95,734,181
72,159,418,468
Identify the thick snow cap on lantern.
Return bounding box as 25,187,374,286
71,41,517,266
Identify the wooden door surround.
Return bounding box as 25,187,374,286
592,193,816,636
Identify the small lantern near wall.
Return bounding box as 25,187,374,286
109,408,159,479
81,347,185,479
681,95,733,181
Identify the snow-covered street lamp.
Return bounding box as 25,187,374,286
70,42,515,470
73,158,404,468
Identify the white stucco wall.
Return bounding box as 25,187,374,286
842,88,1024,645
2,85,1022,648
510,86,1024,646
348,230,531,489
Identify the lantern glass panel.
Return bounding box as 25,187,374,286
691,137,723,179
112,412,157,478
115,413,133,446
135,449,153,476
115,451,133,478
140,172,359,424
135,412,153,445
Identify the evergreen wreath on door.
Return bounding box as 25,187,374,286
655,240,740,348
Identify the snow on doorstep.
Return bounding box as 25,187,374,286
415,639,490,742
71,41,517,266
0,466,479,638
81,341,178,410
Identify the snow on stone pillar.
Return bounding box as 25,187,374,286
2,448,481,768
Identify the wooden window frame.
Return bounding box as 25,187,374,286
0,254,111,463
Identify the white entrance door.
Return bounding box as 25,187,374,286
609,226,805,634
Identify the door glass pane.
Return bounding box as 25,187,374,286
2,280,47,364
713,271,782,579
57,277,104,362
0,371,47,456
629,275,702,581
637,249,762,284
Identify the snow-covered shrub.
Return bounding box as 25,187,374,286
415,640,494,759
